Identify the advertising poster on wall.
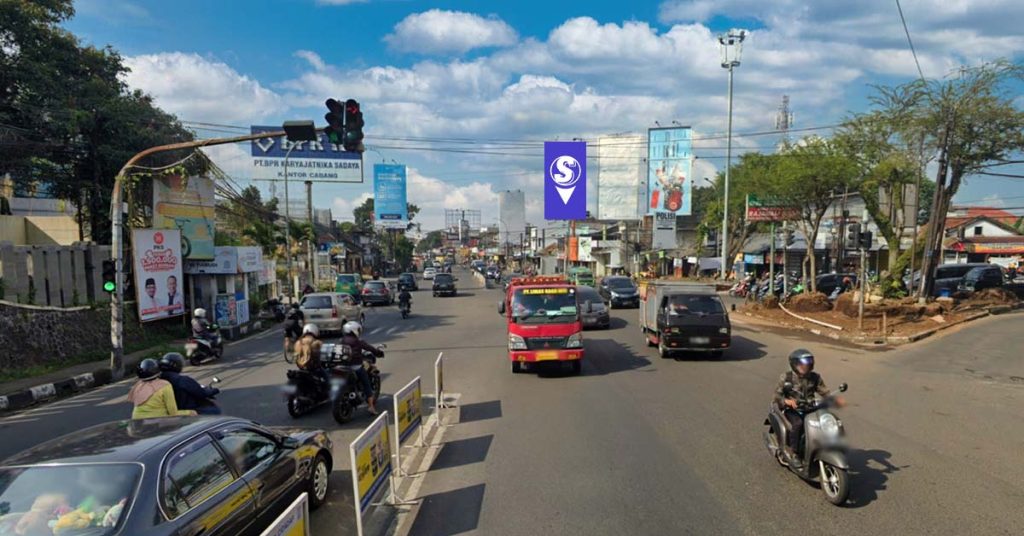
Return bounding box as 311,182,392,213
214,293,237,327
132,229,185,322
647,127,693,216
373,164,408,229
236,246,263,273
578,237,594,262
184,246,238,275
152,174,216,260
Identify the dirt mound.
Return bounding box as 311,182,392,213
787,292,831,313
971,287,1019,304
834,293,857,317
762,295,780,309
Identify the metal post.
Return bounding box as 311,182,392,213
721,64,734,281
858,247,866,330
306,180,314,286
782,222,789,295
769,221,776,295
283,144,295,298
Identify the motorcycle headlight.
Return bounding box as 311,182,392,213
509,334,527,350
565,333,583,349
819,413,841,437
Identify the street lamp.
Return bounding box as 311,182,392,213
282,120,317,298
718,29,746,280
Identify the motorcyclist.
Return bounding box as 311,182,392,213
191,308,212,340
158,352,221,415
774,349,845,469
283,303,304,353
341,321,383,415
293,323,327,383
128,359,196,419
398,288,412,312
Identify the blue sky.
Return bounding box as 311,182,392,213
66,0,1024,230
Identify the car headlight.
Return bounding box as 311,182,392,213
819,413,841,437
565,333,583,349
509,334,527,350
718,327,730,334
609,291,620,298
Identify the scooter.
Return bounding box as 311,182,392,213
185,324,224,366
195,376,223,415
400,300,411,319
282,343,385,423
329,344,385,424
764,382,851,506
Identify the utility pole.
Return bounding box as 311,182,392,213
858,246,866,330
306,180,314,287
769,222,776,295
718,29,746,281
283,145,295,297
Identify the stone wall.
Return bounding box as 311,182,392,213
0,300,182,373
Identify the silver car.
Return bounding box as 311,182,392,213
299,292,365,335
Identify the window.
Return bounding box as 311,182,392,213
339,294,353,305
214,428,279,474
667,294,725,315
162,435,236,519
974,226,983,236
301,296,332,309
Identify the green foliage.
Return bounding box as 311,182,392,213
416,230,444,253
697,153,774,263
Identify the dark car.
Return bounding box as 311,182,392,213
398,272,418,292
958,264,1006,293
486,266,501,280
655,289,731,358
0,417,332,536
433,273,458,297
815,273,857,296
598,276,640,308
577,285,611,329
907,263,991,297
361,280,393,306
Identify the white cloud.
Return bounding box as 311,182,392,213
384,9,518,54
124,53,283,123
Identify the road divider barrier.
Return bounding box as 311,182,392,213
260,492,309,536
350,411,399,536
393,376,425,475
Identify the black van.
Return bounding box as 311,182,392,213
651,288,731,359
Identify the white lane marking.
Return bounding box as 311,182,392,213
370,327,382,335
386,326,398,335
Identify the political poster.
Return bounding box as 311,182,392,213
152,174,216,260
373,164,408,229
250,126,363,183
544,141,587,220
647,127,693,216
578,237,594,262
350,412,392,536
214,293,237,327
132,229,185,322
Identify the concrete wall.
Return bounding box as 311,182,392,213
0,215,80,245
0,217,26,244
0,242,110,306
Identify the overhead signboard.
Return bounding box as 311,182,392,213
373,164,408,229
652,212,677,250
184,246,239,274
596,135,643,220
544,141,587,220
250,125,363,183
647,127,693,216
132,229,185,322
746,194,800,222
152,174,216,260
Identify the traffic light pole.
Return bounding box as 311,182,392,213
769,222,776,295
109,130,286,379
858,247,866,330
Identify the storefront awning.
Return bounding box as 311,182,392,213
946,236,1024,255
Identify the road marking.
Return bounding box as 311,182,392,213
386,326,398,335
370,327,382,335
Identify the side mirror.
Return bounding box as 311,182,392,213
280,436,300,450
838,383,848,393
498,301,506,315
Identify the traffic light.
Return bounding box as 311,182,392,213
846,223,861,246
101,260,117,293
859,230,873,249
324,98,345,145
343,99,364,153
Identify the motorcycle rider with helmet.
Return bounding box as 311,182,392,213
191,308,213,342
158,352,221,415
283,303,305,354
293,323,329,385
341,321,383,415
774,349,845,469
398,288,412,314
128,359,196,419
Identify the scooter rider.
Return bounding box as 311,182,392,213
398,288,412,311
774,349,845,469
341,321,383,415
191,308,212,341
158,352,222,415
283,303,305,351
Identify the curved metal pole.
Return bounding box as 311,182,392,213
109,131,286,378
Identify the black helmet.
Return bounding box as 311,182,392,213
788,349,814,374
136,358,161,380
292,303,300,309
158,352,185,373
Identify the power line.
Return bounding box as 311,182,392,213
896,0,926,81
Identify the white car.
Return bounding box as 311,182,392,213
423,267,437,280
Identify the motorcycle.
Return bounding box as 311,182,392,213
195,376,223,414
185,324,224,366
400,300,411,319
763,382,851,506
282,343,385,424
263,297,287,322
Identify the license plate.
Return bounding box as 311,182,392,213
690,337,710,345
185,343,198,351
536,351,559,361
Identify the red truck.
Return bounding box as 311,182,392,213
498,276,584,375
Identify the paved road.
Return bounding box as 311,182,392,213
3,269,1024,535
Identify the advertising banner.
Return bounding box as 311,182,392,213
260,492,309,536
596,135,643,220
152,174,216,260
373,164,408,229
214,293,237,327
350,412,392,536
544,141,587,220
652,212,677,250
250,126,363,183
184,246,238,275
236,299,250,325
578,237,594,262
259,259,277,285
647,127,693,216
746,194,800,222
132,229,185,322
236,246,263,273
394,377,423,444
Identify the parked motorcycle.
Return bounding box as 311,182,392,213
281,343,385,424
185,324,224,366
763,382,851,505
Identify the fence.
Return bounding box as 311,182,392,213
0,241,110,306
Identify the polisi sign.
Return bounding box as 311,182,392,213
544,141,587,220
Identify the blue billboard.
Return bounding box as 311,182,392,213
249,125,363,183
544,141,587,220
374,164,408,228
647,127,693,216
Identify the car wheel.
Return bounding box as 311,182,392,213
307,453,330,510
511,361,523,374
658,338,671,359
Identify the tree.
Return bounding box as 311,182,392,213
416,230,444,253
771,138,858,292
353,198,420,232
697,153,773,275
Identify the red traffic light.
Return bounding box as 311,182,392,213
345,99,360,115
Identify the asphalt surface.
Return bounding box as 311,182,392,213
3,269,1024,535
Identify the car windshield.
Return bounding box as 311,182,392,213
511,287,578,323
576,287,602,303
606,278,635,289
667,294,725,315
337,275,355,284
399,274,413,281
366,282,385,289
435,274,453,283
301,296,332,309
0,463,141,536
936,266,975,279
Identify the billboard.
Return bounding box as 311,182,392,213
184,246,239,275
498,190,526,245
373,164,408,229
746,194,800,222
132,229,185,322
250,125,363,183
596,135,644,220
152,174,216,260
544,141,587,220
578,237,594,262
647,127,693,216
653,212,677,250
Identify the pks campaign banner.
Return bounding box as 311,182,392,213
132,229,185,322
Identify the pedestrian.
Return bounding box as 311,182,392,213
128,359,196,419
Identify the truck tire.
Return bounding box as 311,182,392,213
658,339,671,359
645,330,656,347
511,361,523,374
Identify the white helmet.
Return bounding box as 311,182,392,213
343,321,362,337
194,308,207,319
302,323,320,338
